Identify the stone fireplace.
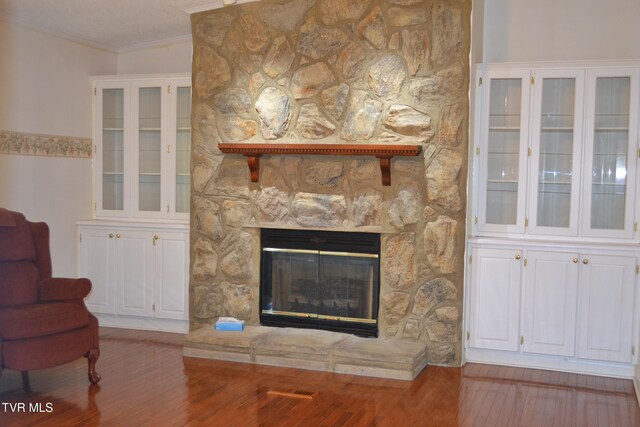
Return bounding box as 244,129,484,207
186,0,470,371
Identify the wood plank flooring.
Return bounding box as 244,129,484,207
0,328,638,426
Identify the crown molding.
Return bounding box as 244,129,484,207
0,14,117,53
0,14,191,54
183,0,262,15
117,34,193,53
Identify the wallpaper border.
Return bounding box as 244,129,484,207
0,129,92,158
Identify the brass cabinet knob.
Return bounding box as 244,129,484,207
153,235,159,246
572,258,579,263
109,233,114,238
583,259,589,265
116,233,121,239
515,254,521,260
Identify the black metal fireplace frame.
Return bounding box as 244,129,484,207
260,228,380,337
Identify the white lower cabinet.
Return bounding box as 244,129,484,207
78,221,189,332
152,231,189,320
467,243,638,376
468,248,522,352
115,230,153,317
79,227,117,314
523,251,578,357
577,254,636,363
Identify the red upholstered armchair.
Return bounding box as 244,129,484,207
0,209,100,384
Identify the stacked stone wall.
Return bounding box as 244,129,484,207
190,0,470,365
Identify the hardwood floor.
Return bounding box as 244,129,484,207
0,328,638,426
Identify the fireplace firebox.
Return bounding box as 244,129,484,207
260,228,380,337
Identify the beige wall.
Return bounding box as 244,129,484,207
482,0,640,63
0,18,117,136
117,40,192,74
0,19,115,276
0,21,192,277
0,155,92,276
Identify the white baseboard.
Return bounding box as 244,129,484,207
465,348,635,379
95,313,188,334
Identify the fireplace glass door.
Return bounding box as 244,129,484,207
260,229,379,337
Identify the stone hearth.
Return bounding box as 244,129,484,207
184,326,428,380
187,0,471,375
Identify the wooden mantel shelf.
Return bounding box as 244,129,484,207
218,143,423,186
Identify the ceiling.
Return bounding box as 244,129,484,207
0,0,247,52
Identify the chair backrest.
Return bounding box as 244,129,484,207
0,209,46,307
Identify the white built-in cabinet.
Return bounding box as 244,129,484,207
467,63,640,378
468,248,522,352
78,222,189,332
94,74,191,220
477,69,531,235
79,74,192,333
467,244,637,375
577,253,636,363
476,66,639,239
523,250,578,358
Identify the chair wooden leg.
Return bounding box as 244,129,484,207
86,349,101,385
21,371,31,392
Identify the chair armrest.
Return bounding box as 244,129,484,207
38,277,92,302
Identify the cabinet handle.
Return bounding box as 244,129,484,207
153,235,159,246
572,258,579,263
515,254,521,260
116,233,121,239
583,259,589,265
109,233,114,238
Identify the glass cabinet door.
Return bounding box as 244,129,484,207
175,86,191,214
93,76,191,220
528,70,585,235
101,87,126,212
582,69,639,238
137,86,162,213
477,70,531,234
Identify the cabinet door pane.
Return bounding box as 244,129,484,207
590,77,630,230
536,78,576,228
102,88,124,211
176,86,191,214
486,79,523,225
138,87,162,212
